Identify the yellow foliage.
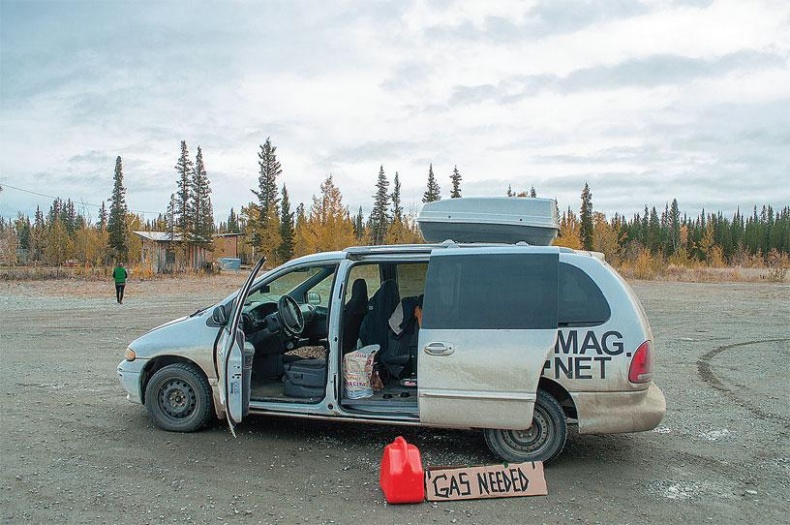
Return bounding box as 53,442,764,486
73,225,106,267
0,226,19,265
294,175,356,255
554,210,582,249
45,220,73,266
630,247,661,279
385,217,423,245
122,214,144,264
707,246,726,268
667,247,693,267
259,208,282,266
592,212,622,264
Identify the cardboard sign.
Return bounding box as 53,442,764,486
424,461,547,501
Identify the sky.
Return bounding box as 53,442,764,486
1,0,788,225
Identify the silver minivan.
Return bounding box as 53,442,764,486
117,239,665,463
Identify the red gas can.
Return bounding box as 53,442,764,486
379,436,425,504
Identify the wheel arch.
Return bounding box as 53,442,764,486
140,356,211,409
538,377,577,420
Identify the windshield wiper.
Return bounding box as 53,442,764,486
190,305,212,317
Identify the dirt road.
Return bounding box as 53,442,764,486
1,276,788,524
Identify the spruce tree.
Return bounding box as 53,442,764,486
370,165,391,244
354,206,365,240
251,138,282,259
48,198,62,225
191,146,214,248
641,206,649,246
253,138,281,227
295,203,306,229
668,198,681,255
227,208,239,233
648,206,661,254
174,141,194,245
15,213,31,250
391,172,403,222
31,206,45,262
450,165,462,198
107,156,129,261
98,201,108,231
278,185,295,262
62,199,77,233
165,193,177,239
579,182,594,251
423,164,441,203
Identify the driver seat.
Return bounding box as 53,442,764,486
283,357,326,398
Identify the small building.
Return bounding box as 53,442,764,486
134,231,212,273
213,233,243,259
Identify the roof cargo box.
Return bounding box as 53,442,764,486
417,197,559,245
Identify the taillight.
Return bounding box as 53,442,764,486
629,340,653,383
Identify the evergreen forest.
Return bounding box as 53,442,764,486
1,139,787,281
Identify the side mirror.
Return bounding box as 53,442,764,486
212,304,228,325
307,291,321,305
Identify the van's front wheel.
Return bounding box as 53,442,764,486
145,363,213,432
484,390,567,464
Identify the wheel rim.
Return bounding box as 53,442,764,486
158,379,197,419
501,405,551,454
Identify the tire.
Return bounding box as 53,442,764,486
144,363,213,432
484,390,567,464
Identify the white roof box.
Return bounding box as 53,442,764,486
417,197,559,245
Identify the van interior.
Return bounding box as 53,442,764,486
244,261,428,417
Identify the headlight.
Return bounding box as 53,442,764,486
125,348,137,361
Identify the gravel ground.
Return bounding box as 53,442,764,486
0,275,788,524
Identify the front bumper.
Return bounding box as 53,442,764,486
571,382,666,434
116,359,147,405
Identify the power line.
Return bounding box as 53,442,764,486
0,181,162,216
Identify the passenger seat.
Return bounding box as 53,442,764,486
342,279,369,351
358,279,400,349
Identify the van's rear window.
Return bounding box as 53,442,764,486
558,263,611,326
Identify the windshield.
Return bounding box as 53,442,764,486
245,265,336,307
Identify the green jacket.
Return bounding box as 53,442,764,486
113,266,128,284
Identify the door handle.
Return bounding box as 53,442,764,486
424,342,455,356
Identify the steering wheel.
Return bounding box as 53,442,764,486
241,312,254,333
277,295,305,338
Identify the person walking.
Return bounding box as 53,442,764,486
113,261,128,304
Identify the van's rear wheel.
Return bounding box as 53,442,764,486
145,363,213,432
484,390,567,464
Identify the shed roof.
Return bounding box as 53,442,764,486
133,231,182,242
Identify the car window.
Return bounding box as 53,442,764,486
345,263,381,301
558,263,611,326
310,271,335,307
396,262,427,299
247,265,335,305
423,253,558,330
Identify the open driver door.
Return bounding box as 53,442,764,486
216,257,265,436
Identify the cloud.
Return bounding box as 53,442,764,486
68,150,115,165
323,141,426,164
557,50,787,91
439,50,788,109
